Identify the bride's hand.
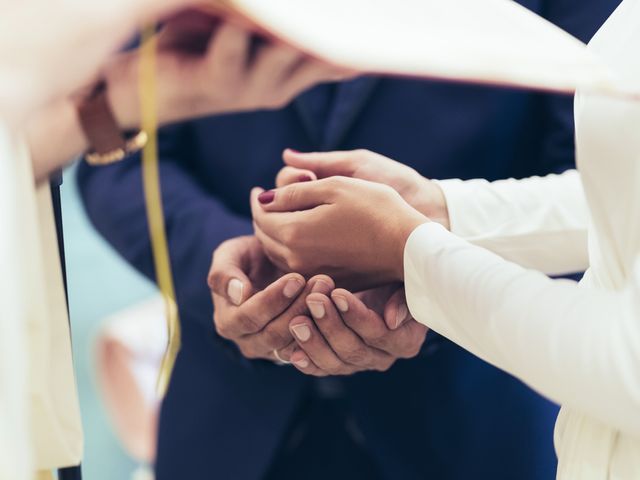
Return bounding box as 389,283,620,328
250,177,428,291
276,148,450,229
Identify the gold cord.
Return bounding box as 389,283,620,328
139,25,181,398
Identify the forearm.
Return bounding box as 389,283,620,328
404,222,640,437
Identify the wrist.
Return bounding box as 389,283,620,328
408,176,451,230
390,210,429,282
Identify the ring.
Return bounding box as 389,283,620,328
273,349,291,365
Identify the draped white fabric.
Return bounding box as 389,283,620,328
404,1,640,477
0,121,83,478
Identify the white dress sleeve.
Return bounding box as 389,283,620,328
436,170,589,275
404,222,640,438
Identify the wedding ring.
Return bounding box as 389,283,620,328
273,349,291,365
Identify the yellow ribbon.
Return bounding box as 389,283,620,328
139,25,181,398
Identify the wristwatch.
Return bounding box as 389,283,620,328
76,80,147,166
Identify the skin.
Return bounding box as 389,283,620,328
208,236,428,372
251,176,429,291
5,4,349,181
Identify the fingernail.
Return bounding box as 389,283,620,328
288,149,301,154
395,302,409,329
333,295,349,313
283,278,304,298
227,278,244,306
292,324,311,342
307,300,325,319
298,174,313,182
312,279,332,293
294,358,309,368
258,190,275,204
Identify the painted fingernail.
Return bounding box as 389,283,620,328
288,149,301,154
227,278,244,306
332,295,349,313
298,174,313,182
292,324,311,342
294,358,309,368
307,300,325,319
258,190,275,204
395,302,409,329
283,278,304,298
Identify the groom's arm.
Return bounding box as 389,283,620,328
77,122,253,331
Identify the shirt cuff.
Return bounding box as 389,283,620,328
435,178,497,239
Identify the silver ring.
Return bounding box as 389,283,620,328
273,349,291,365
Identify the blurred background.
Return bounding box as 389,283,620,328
62,165,157,480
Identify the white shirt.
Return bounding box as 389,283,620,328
403,1,640,478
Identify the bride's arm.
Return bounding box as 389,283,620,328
404,222,640,437
436,170,589,275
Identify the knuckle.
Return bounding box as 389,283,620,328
342,347,369,366
375,358,395,372
262,324,289,349
236,311,259,334
208,269,226,293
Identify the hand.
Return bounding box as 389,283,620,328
277,149,450,229
0,0,198,123
287,286,428,376
106,14,353,130
251,178,429,290
208,235,335,362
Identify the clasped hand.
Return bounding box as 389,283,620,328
207,149,450,375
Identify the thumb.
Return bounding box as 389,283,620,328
283,149,358,179
276,166,317,188
383,288,412,330
208,238,256,306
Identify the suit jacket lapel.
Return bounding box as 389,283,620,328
293,76,380,150
323,76,379,150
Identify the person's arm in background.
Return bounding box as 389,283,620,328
77,121,252,331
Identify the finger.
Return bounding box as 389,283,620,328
248,43,304,90
289,349,328,376
334,288,427,358
208,236,257,304
306,293,390,368
209,22,251,78
282,148,360,179
251,275,335,352
252,221,290,271
383,288,413,330
253,178,336,213
279,60,355,102
289,316,346,374
331,289,389,344
157,9,219,51
220,273,306,338
275,166,317,188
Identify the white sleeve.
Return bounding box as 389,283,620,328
436,170,589,275
404,222,640,438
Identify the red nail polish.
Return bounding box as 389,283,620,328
298,174,313,182
258,190,276,204
288,149,301,154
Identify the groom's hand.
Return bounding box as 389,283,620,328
287,285,429,376
208,236,334,362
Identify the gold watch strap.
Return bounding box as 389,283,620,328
76,80,147,166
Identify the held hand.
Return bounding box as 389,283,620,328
251,178,429,291
277,149,450,229
106,14,353,130
208,236,334,362
287,286,428,376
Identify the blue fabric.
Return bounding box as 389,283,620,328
77,0,620,478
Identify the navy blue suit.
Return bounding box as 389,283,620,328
77,1,618,478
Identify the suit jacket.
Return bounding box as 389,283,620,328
77,1,619,478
